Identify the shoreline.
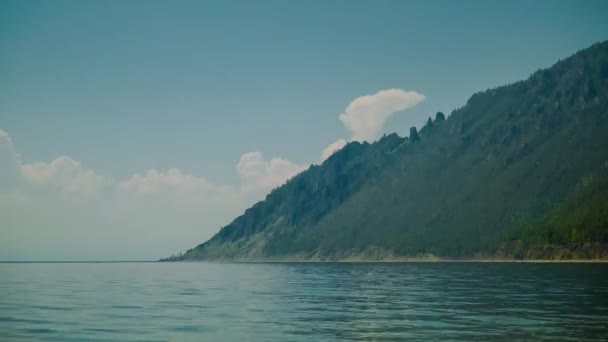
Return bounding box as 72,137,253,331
170,257,608,264
166,242,608,263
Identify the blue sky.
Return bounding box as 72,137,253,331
1,0,607,260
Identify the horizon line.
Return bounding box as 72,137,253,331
0,260,157,263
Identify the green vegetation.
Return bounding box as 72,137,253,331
165,41,608,261
507,166,608,246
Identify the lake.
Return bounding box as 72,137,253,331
1,262,607,341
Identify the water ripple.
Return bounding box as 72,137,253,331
1,262,607,341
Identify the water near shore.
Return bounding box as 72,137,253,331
1,262,607,341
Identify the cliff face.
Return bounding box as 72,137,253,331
167,41,608,262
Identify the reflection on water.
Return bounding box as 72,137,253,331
1,262,607,341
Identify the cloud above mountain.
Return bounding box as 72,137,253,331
237,152,306,192
320,139,347,162
339,89,425,142
319,89,425,162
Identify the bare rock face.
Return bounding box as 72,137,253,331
409,126,420,142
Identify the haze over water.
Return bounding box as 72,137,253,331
1,262,607,341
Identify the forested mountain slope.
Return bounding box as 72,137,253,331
166,41,608,261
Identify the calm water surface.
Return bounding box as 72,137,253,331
1,262,607,341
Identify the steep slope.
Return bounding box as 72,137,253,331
168,41,608,261
168,134,408,260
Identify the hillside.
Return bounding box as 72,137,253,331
165,41,608,261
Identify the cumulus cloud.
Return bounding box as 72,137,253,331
0,129,18,160
0,129,108,195
0,129,11,141
118,153,305,198
20,156,108,195
118,168,232,197
0,134,306,201
320,139,347,162
339,89,425,142
237,152,306,192
1,128,309,260
1,127,306,205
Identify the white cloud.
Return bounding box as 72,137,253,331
237,152,306,192
20,156,108,195
0,129,11,141
0,129,17,161
1,129,109,195
320,139,347,162
118,153,305,199
1,128,308,260
339,89,425,142
118,168,232,197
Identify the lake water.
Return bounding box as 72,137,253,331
1,262,607,341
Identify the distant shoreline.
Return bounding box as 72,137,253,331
163,257,608,264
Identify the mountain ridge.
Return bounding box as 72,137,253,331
164,41,608,262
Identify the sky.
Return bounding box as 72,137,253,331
1,0,607,260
